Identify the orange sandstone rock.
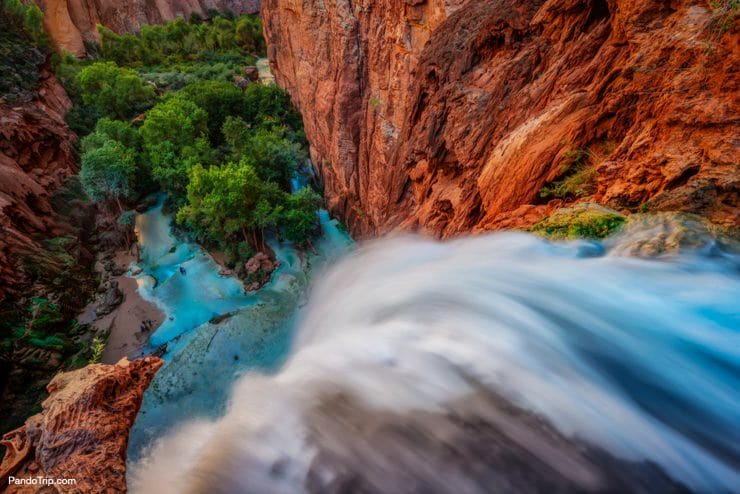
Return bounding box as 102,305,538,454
0,64,77,301
0,357,163,493
263,0,739,238
34,0,261,56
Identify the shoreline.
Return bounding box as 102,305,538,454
78,251,164,364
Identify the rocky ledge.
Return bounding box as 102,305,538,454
0,357,163,493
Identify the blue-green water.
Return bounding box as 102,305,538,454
127,194,353,462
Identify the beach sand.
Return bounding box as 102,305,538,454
79,252,164,364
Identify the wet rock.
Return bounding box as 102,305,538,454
243,252,279,292
209,311,237,325
607,212,740,257
245,252,276,274
530,204,626,240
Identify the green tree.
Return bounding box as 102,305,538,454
243,84,303,130
242,127,301,186
76,62,156,119
281,187,322,245
177,159,262,245
81,118,140,153
235,15,264,54
140,97,213,199
80,141,136,213
253,128,301,185
178,80,246,145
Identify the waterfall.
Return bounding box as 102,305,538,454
129,232,740,493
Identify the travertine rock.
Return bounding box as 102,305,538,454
0,357,163,493
263,0,739,238
34,0,261,56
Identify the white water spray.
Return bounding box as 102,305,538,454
130,233,740,493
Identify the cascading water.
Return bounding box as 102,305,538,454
128,231,740,493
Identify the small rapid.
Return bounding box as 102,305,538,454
129,231,740,493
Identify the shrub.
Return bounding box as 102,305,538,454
539,149,597,200
89,337,105,363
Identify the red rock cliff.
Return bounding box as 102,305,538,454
35,0,261,56
263,0,739,237
0,64,78,301
0,357,163,493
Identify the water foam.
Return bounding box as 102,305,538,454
130,233,740,493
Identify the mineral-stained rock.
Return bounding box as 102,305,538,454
606,211,740,257
0,63,77,301
0,357,163,493
263,0,739,238
243,251,279,292
33,0,261,56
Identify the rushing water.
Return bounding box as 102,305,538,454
128,229,740,493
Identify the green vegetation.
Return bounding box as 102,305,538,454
530,204,626,240
80,140,137,213
709,0,739,34
76,62,157,119
539,149,597,200
89,337,105,364
0,0,48,102
98,15,264,68
53,13,322,274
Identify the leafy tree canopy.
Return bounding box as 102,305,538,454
80,141,136,210
76,62,156,119
178,80,246,145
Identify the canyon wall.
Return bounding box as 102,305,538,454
35,0,261,56
0,357,163,493
0,64,78,301
263,0,739,238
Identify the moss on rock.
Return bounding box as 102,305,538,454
530,204,626,240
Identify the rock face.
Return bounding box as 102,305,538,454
263,0,739,238
35,0,261,56
0,357,163,493
0,63,78,301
